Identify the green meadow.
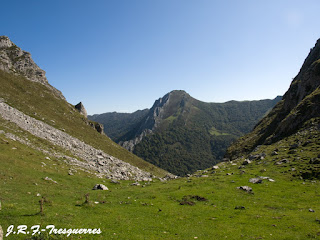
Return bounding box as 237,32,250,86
1,121,319,239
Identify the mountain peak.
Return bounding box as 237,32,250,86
297,38,320,76
169,89,187,94
0,36,65,100
0,35,47,84
0,36,14,48
168,89,190,98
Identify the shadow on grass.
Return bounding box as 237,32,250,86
22,212,44,217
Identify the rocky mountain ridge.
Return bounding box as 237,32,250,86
0,36,65,100
92,90,281,175
118,90,190,151
226,38,320,158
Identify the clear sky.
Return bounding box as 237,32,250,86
1,1,320,114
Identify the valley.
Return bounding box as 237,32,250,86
89,91,281,176
0,35,320,239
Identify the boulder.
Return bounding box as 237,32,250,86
242,159,251,165
44,176,58,184
249,178,263,184
275,159,289,165
131,182,140,186
89,121,105,135
237,186,253,193
110,180,120,184
92,184,108,190
259,176,275,182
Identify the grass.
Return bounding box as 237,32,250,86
1,120,320,239
209,126,231,136
0,70,319,239
0,70,167,178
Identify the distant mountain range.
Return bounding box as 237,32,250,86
89,92,281,175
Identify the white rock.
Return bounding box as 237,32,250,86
92,184,108,190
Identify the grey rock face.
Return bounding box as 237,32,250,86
119,90,187,151
0,36,14,48
119,129,152,152
75,102,88,118
0,36,46,84
0,36,65,100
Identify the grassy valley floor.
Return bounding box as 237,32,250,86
1,121,320,240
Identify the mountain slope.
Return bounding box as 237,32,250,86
93,90,281,176
0,36,319,240
89,109,149,140
226,38,320,159
0,36,168,179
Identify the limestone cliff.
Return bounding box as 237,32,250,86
118,90,189,151
0,36,65,100
226,38,320,158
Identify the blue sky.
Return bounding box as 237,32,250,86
1,1,320,114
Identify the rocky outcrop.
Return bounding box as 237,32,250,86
0,100,153,181
75,102,88,118
74,102,105,135
119,129,152,152
0,36,65,100
89,121,105,135
0,36,14,48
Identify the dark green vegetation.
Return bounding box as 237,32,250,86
89,109,149,141
0,70,167,177
107,90,280,176
1,118,320,239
